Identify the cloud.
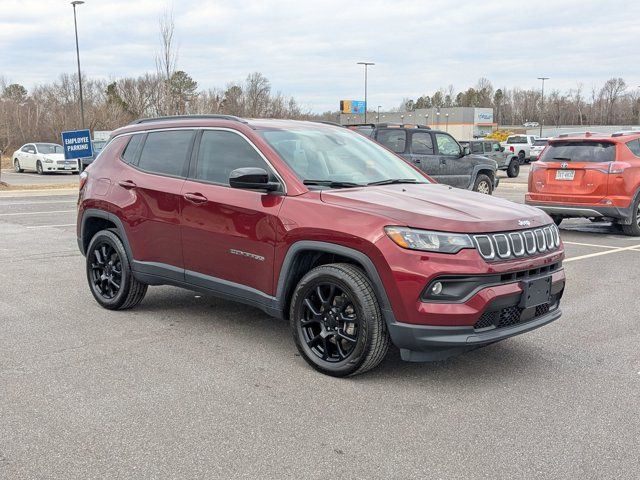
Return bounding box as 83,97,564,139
1,0,639,112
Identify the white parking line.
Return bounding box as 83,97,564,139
564,244,640,262
25,224,76,229
0,210,76,216
562,241,620,249
0,200,76,206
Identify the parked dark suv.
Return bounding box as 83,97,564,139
78,115,565,377
353,124,499,194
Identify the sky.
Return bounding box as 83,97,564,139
1,0,639,113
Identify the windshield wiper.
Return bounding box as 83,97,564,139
367,178,421,186
303,179,363,188
552,157,572,161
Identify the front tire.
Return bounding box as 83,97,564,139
14,159,24,173
621,196,640,236
36,160,44,175
473,174,493,195
289,263,390,377
86,230,148,310
506,159,520,178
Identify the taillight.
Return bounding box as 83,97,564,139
79,171,88,191
609,162,631,174
530,162,547,171
509,146,514,153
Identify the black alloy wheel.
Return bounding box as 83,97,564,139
290,263,390,377
85,230,147,310
89,242,123,300
299,282,359,363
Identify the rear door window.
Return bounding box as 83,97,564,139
507,136,527,144
411,132,434,155
470,142,483,154
137,130,195,177
540,141,616,163
377,129,407,153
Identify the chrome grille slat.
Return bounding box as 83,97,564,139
473,225,560,262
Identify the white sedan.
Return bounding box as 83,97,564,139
12,143,79,174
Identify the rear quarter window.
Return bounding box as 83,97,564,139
121,134,144,164
625,139,640,157
540,141,616,163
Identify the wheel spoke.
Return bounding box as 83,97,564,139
337,331,357,344
306,334,322,348
303,298,322,318
109,278,120,290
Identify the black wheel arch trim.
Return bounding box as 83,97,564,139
79,208,134,259
274,240,396,324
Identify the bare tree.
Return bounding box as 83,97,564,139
155,9,178,115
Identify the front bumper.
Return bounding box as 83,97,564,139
389,306,562,362
386,266,565,361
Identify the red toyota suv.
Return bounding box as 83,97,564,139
77,115,565,377
526,132,640,236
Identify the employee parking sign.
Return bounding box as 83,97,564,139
61,129,93,160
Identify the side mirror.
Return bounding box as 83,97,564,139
229,167,279,192
461,146,470,157
499,146,505,152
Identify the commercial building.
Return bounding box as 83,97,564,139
339,107,496,140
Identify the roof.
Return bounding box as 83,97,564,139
550,131,640,142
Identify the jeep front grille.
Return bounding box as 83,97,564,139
473,225,560,261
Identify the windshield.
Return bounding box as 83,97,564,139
35,143,63,154
540,141,615,163
259,126,429,187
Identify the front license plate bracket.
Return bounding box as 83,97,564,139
519,276,552,308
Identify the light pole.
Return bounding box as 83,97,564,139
71,1,85,129
377,105,381,123
538,77,549,137
436,110,440,128
357,61,374,123
425,113,429,127
445,113,449,132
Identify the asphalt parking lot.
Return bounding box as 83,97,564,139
0,169,80,187
1,181,639,479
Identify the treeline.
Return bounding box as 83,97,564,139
396,77,639,126
0,71,307,152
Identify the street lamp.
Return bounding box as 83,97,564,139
357,61,374,123
538,77,549,137
436,110,441,127
71,1,85,128
377,105,381,124
425,113,429,127
445,113,449,132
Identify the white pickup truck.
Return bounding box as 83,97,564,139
501,134,539,163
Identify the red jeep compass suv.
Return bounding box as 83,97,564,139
77,115,565,376
526,131,640,236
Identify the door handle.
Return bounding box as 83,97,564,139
183,192,208,205
118,180,137,189
413,158,421,164
440,158,447,165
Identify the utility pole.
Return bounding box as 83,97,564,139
357,62,374,123
71,1,86,128
538,77,549,137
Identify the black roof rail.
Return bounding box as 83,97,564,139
316,120,345,127
376,123,431,130
130,114,249,125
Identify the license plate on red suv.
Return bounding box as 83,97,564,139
555,170,575,180
519,276,552,308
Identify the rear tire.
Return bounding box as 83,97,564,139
506,159,520,178
621,196,640,237
14,159,23,173
289,263,390,377
518,151,526,164
473,174,493,195
86,230,148,310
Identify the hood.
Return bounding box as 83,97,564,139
42,153,65,161
320,183,550,233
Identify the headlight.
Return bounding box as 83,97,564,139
385,226,474,254
43,158,53,163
